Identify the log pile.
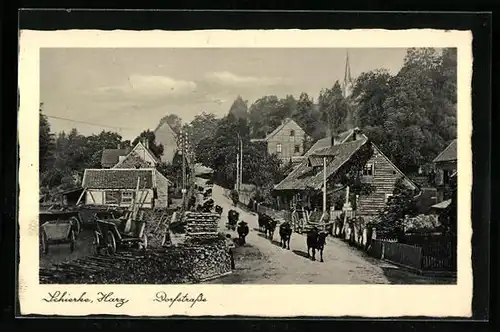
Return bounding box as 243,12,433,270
39,242,231,284
185,212,219,238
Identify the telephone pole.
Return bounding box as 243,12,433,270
180,130,187,209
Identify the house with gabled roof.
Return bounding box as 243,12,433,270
432,139,457,204
82,168,172,209
250,118,309,163
100,144,130,168
273,128,419,222
113,139,161,169
154,120,179,164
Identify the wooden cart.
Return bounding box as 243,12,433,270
40,219,77,254
92,213,148,255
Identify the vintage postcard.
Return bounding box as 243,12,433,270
18,29,473,317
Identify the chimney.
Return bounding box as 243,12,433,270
144,138,149,149
117,143,121,150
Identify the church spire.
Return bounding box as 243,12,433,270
342,50,354,98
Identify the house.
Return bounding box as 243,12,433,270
432,139,457,204
154,121,179,164
81,168,172,209
100,145,130,168
250,118,309,163
113,139,160,169
273,128,419,222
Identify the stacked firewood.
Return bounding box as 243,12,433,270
185,212,219,237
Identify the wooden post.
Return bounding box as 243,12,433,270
76,187,87,205
323,157,327,214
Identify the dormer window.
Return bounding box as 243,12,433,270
290,130,295,137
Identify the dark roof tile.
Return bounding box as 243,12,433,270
83,169,154,189
101,149,129,167
433,139,457,163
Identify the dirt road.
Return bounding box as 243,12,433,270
209,184,455,285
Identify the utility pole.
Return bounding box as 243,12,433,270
236,148,240,191
323,156,327,214
239,135,243,191
181,130,187,209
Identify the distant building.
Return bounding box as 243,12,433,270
154,121,179,164
341,50,354,98
273,128,419,222
250,118,309,163
113,140,160,169
432,139,457,204
82,168,172,209
100,144,130,168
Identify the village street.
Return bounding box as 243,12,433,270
207,184,453,285
208,184,391,284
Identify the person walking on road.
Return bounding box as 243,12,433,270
225,233,236,269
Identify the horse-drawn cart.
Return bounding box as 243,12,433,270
92,211,148,255
226,210,239,231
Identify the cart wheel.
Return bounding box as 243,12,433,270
92,231,101,255
69,230,76,252
106,231,117,255
40,230,49,255
69,216,81,237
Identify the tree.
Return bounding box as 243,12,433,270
248,95,281,138
292,92,324,140
132,130,164,159
318,81,351,135
228,96,249,120
157,114,183,135
86,130,124,168
39,103,54,173
183,112,220,151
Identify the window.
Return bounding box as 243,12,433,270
104,191,120,204
276,143,282,153
290,130,295,137
294,144,301,153
121,191,135,205
362,163,374,176
385,194,393,203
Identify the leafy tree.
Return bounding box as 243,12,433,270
39,103,54,173
132,130,164,159
183,112,220,150
318,81,351,135
375,177,419,235
292,92,324,140
86,130,124,168
248,95,281,138
228,95,249,120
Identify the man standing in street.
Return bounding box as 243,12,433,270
225,233,236,270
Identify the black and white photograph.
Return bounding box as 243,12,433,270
18,29,472,317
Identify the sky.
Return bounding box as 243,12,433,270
40,48,409,141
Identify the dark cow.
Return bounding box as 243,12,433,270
215,205,223,215
266,218,278,240
257,213,270,233
306,227,328,262
237,221,249,245
201,198,214,212
279,221,293,250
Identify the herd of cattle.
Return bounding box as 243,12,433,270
190,193,328,263
257,212,328,263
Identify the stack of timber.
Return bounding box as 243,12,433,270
185,212,219,238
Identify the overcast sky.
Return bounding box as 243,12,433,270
40,48,409,140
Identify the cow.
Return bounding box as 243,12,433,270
257,213,270,233
266,218,278,240
306,227,328,262
237,221,249,245
215,205,223,215
279,221,293,250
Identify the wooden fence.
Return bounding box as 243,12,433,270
382,241,423,271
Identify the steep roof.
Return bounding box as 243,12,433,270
101,149,129,167
433,139,457,163
113,141,160,168
82,169,155,189
263,118,303,141
274,138,369,191
305,128,363,156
